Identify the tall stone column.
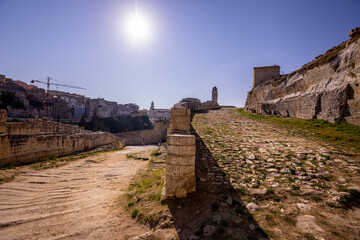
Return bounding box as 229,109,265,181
162,103,196,199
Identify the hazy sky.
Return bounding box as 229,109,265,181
1,0,359,109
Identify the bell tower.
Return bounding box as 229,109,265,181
212,87,218,104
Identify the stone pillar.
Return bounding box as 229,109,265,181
165,134,196,198
0,109,7,122
162,104,196,200
168,103,191,134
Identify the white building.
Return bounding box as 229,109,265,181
148,101,171,121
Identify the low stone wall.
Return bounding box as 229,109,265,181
162,103,196,199
114,120,169,145
0,111,124,166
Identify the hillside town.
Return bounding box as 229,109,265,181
0,74,170,122
1,1,360,239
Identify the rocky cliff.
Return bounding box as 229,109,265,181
245,29,360,125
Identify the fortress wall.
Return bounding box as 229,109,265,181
245,35,360,125
114,120,169,145
0,111,124,166
253,66,280,88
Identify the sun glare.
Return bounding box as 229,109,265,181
124,12,152,45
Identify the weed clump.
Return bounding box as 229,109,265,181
131,209,139,218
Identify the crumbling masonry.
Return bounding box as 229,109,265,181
162,103,196,199
0,109,124,166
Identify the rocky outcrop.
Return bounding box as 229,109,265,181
245,30,360,125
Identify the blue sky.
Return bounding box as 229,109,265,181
0,0,359,109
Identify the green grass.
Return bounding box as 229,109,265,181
283,215,296,226
131,209,139,218
304,233,316,240
310,195,323,202
123,160,166,226
150,149,161,157
237,108,360,153
273,196,281,202
266,187,274,195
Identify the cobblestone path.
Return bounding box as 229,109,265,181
192,108,360,240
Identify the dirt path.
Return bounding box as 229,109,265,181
0,145,157,240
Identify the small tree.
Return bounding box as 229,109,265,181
0,91,25,110
79,113,86,127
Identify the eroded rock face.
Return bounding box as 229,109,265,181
245,34,360,125
0,116,124,166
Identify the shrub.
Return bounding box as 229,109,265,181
131,209,139,218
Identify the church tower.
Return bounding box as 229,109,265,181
212,87,218,104
150,101,154,110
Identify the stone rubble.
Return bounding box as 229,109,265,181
192,108,360,239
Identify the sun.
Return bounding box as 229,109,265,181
124,12,152,44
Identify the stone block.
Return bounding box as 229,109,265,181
166,164,195,176
167,134,195,146
165,174,196,196
179,165,195,175
166,164,180,176
169,116,190,133
167,155,195,166
175,188,187,198
169,106,191,133
171,107,190,116
168,144,196,156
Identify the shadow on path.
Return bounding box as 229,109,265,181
164,126,268,240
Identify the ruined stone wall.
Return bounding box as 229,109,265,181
114,120,169,145
0,112,124,166
162,103,196,199
180,98,220,112
245,35,360,125
253,66,280,88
